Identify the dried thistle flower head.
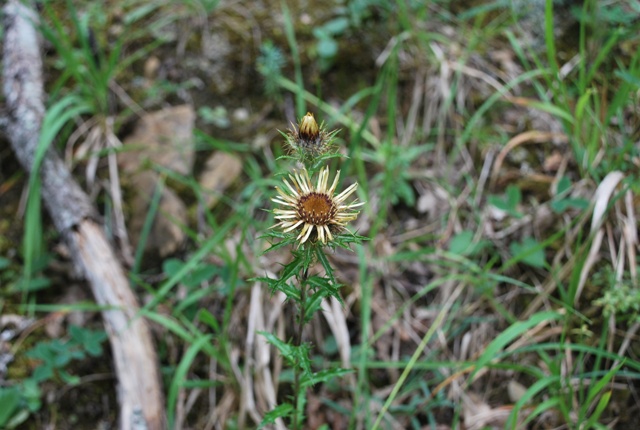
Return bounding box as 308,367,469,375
285,112,337,160
272,166,364,245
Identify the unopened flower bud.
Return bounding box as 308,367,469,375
298,112,320,142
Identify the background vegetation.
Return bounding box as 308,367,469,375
1,0,639,428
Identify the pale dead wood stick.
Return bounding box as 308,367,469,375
2,2,165,429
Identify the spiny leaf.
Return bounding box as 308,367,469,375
259,403,294,428
301,368,353,388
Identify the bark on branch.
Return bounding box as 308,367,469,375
2,2,165,428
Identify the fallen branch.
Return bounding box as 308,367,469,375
2,2,165,428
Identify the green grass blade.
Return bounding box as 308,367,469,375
371,285,464,430
281,1,305,118
583,362,622,421
508,375,561,428
131,175,166,276
22,95,91,296
140,219,233,312
166,334,212,428
584,390,612,429
470,311,562,381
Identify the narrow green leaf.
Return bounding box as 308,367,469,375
526,100,573,124
167,335,212,428
574,89,593,125
280,0,305,117
471,311,562,381
142,219,233,312
508,376,561,429
523,397,562,427
585,362,622,414
197,309,220,334
584,391,612,429
133,177,165,275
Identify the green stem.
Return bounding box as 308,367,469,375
292,266,309,430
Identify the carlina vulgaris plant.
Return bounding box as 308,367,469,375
255,112,366,429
